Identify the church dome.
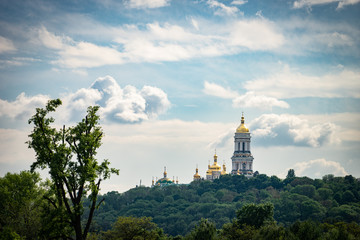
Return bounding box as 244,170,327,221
236,114,249,133
194,167,201,179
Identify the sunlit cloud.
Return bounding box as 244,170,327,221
232,92,289,110
245,66,360,98
35,18,284,68
0,76,170,124
251,114,340,147
0,93,49,120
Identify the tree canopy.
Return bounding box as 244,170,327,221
27,99,119,240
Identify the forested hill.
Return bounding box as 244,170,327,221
90,173,360,236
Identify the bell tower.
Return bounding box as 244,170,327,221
231,113,254,177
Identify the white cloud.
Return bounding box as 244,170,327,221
227,19,284,50
37,27,124,68
36,18,284,68
207,0,240,16
232,92,289,110
0,76,170,124
203,82,289,110
0,93,49,120
203,81,239,99
0,36,16,53
293,158,348,178
55,41,124,68
231,0,248,5
251,114,340,147
37,26,68,49
88,76,170,123
293,0,360,9
245,66,360,99
127,0,170,9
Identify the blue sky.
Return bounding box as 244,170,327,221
0,0,359,192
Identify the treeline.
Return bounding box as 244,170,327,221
89,172,360,236
92,204,360,240
1,170,360,239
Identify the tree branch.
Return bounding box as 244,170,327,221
83,178,101,239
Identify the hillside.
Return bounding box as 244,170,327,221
89,173,360,236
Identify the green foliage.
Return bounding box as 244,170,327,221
0,171,43,239
27,99,119,240
236,203,275,229
103,216,165,240
88,173,360,236
286,169,296,179
186,218,217,240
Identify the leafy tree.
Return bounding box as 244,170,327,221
0,171,43,239
221,221,257,240
186,218,217,240
236,203,275,229
103,216,165,240
27,99,119,240
286,169,296,179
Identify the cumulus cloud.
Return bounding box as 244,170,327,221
36,18,284,68
207,0,240,16
293,158,348,178
203,82,289,110
293,0,360,9
0,76,170,123
0,93,49,120
74,76,171,123
245,66,360,99
251,114,340,147
127,0,170,9
0,36,16,53
232,92,289,110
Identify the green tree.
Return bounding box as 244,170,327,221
103,216,165,240
186,218,217,240
27,99,119,240
0,171,43,239
221,221,257,240
236,203,275,229
286,169,296,179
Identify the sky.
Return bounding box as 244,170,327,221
0,0,359,193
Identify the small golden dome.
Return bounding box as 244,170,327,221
236,114,249,133
194,167,201,179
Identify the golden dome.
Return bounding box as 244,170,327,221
194,167,201,179
210,163,221,170
236,114,249,133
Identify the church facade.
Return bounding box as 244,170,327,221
193,114,254,181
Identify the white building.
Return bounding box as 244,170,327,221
231,114,254,177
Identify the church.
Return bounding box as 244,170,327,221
194,113,254,181
152,114,254,187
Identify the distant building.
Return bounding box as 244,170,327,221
205,152,227,180
152,167,178,187
193,166,201,181
193,113,254,181
231,113,254,177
